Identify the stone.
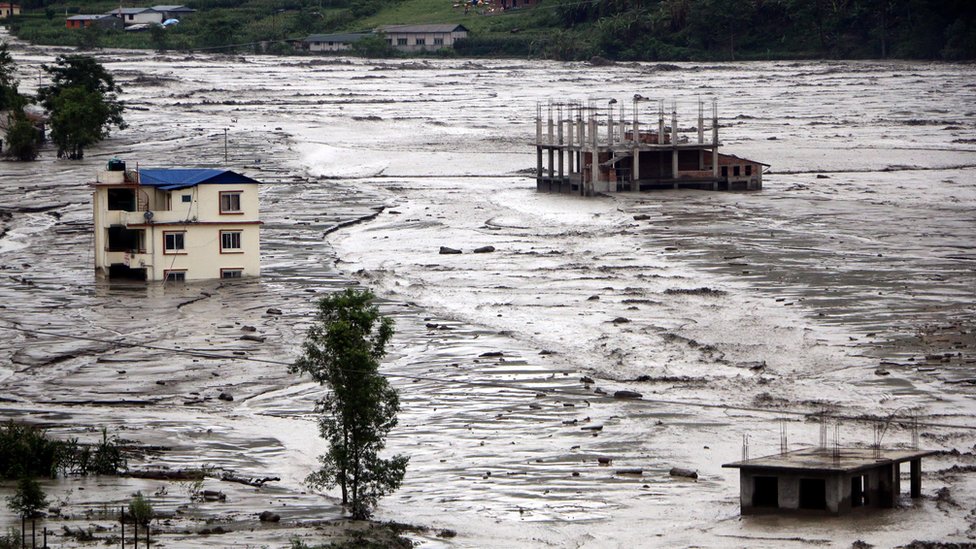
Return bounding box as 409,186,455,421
633,214,651,221
439,246,462,255
218,392,234,402
611,317,630,324
240,334,266,343
258,511,280,522
473,246,496,253
613,390,643,399
201,490,226,501
669,467,698,479
266,308,282,315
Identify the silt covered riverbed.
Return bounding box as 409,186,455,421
1,33,975,547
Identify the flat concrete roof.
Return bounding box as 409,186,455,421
723,447,936,475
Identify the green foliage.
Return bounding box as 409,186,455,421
127,492,154,526
38,55,125,159
4,113,41,161
6,477,48,519
0,422,63,479
292,288,408,521
0,529,19,549
351,34,395,57
0,421,127,479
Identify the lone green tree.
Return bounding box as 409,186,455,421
292,288,408,520
1,42,38,161
37,55,125,159
7,476,47,548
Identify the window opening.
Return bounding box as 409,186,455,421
752,476,778,508
164,232,185,252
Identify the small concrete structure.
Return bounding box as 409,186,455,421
379,24,468,51
534,99,767,196
0,3,21,18
304,33,368,52
723,447,935,515
108,7,163,25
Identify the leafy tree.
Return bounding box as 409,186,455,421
4,113,40,160
7,477,47,548
292,288,408,520
351,34,395,57
38,55,125,159
0,43,24,113
128,492,154,526
149,25,169,51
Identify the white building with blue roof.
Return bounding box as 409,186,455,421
92,160,261,281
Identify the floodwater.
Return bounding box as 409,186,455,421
1,30,975,548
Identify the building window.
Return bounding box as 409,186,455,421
107,188,137,211
221,268,243,279
752,476,778,508
220,230,242,253
721,166,728,178
181,194,192,203
163,231,185,254
433,37,443,45
733,165,741,177
415,38,425,45
219,191,242,214
397,38,407,45
745,165,753,176
164,270,186,282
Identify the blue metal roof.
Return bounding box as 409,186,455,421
138,169,260,191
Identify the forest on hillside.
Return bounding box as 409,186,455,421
5,0,975,60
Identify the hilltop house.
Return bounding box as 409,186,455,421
92,161,262,281
0,3,20,18
378,24,468,51
153,5,195,20
303,33,368,52
66,14,123,30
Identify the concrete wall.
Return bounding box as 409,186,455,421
385,30,467,51
308,41,354,52
738,465,900,516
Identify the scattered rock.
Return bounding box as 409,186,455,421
664,287,726,296
240,334,266,343
439,246,462,255
241,325,256,332
201,490,226,502
437,529,457,538
580,376,595,384
874,368,890,376
613,390,643,399
155,380,166,385
258,511,280,522
473,245,496,253
597,457,612,465
616,468,643,475
581,425,603,431
587,295,600,301
851,541,873,549
611,317,631,324
816,174,831,179
218,392,234,402
479,351,504,357
265,308,282,315
669,467,698,479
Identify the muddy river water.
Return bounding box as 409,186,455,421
1,31,975,548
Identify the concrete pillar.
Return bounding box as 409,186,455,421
567,119,574,174
658,103,665,145
633,148,640,187
893,462,901,498
712,101,719,178
698,99,704,144
536,146,543,183
548,148,554,180
557,118,564,181
671,106,679,179
910,459,921,498
607,107,614,145
536,104,542,144
547,109,554,145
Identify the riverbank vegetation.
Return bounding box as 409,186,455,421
3,0,974,60
0,421,127,479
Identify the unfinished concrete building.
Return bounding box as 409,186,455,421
723,447,935,516
534,98,767,196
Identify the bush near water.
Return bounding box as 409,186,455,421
0,421,127,479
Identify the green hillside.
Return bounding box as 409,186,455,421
3,0,974,60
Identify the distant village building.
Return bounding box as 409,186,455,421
723,447,934,515
534,99,767,195
92,160,262,281
0,3,20,18
66,14,123,30
109,7,163,25
303,33,368,52
152,5,195,20
378,24,469,51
